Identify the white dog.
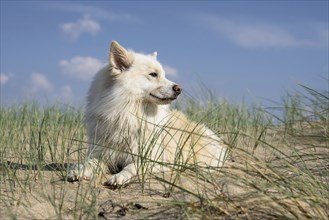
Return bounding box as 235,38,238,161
67,41,227,187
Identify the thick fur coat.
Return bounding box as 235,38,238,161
67,41,227,186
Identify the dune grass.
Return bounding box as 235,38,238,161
0,81,328,219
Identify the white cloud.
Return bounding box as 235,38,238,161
61,14,100,40
0,73,10,85
30,73,53,93
199,15,328,49
47,2,141,24
26,73,75,104
163,65,178,77
59,56,105,80
232,26,297,48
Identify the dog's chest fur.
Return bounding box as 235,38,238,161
85,71,171,172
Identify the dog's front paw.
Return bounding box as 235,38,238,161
66,164,93,182
103,173,131,188
103,164,136,188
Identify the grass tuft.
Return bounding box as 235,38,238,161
0,80,328,219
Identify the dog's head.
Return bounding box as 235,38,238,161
109,41,181,105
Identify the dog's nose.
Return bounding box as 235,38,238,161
173,84,182,95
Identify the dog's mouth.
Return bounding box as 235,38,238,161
150,93,177,102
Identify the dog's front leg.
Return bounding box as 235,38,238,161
67,158,106,182
103,163,136,187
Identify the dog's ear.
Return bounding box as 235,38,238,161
110,41,134,75
151,51,157,59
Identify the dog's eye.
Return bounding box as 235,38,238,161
149,72,158,78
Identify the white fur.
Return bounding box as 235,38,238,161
67,41,227,187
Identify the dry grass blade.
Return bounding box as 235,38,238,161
0,80,328,219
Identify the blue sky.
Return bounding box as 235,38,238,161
1,1,328,106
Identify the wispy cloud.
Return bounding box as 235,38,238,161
163,64,178,77
44,2,141,24
62,4,140,23
198,14,328,49
59,56,106,80
30,73,53,93
52,2,141,41
0,73,11,85
61,14,100,40
26,73,74,103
